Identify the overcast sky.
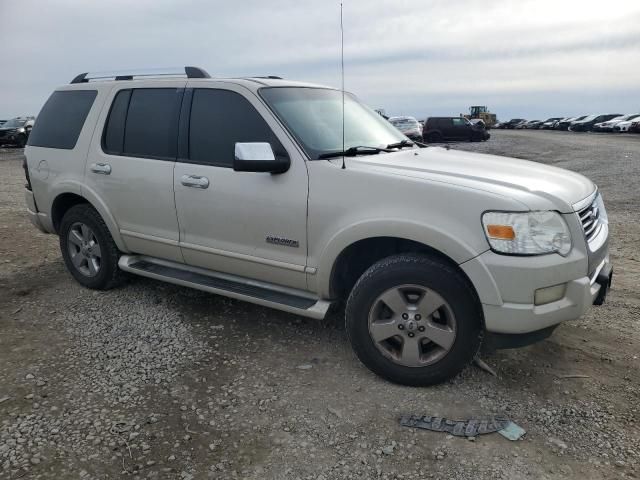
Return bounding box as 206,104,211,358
1,0,639,121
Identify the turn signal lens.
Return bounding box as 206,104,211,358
486,225,515,240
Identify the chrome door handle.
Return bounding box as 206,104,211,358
90,163,111,175
181,174,209,189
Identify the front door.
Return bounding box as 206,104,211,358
450,117,469,140
173,84,309,290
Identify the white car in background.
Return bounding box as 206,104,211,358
594,114,640,132
388,116,424,142
612,114,640,132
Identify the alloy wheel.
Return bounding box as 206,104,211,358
67,222,102,277
367,284,457,367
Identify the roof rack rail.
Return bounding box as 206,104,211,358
250,76,283,80
70,66,210,84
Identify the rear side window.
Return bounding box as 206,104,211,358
28,90,97,149
188,89,285,167
102,88,182,160
102,90,131,154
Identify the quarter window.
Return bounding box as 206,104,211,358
28,90,97,149
102,90,131,155
188,89,285,167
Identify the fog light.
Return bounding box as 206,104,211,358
534,284,566,305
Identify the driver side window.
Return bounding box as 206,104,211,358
188,89,286,167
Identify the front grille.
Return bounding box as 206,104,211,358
578,200,602,242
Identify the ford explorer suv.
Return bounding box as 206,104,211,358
24,67,612,386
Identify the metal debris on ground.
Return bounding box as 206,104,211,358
474,357,498,376
498,421,527,441
399,414,509,437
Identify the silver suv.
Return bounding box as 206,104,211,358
24,67,612,386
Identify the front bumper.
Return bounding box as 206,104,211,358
481,263,610,334
461,218,611,335
0,131,20,144
404,132,423,142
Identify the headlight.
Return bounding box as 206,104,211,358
482,211,572,256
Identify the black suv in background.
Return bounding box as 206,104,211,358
0,116,36,147
423,117,490,142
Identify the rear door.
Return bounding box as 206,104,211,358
173,83,309,290
437,118,453,138
85,82,185,262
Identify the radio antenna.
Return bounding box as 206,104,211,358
340,1,346,169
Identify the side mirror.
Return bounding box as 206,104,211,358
233,142,290,174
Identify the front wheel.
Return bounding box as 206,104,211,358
345,254,482,386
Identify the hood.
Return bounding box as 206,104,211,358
352,147,595,213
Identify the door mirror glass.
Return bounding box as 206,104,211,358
233,142,290,173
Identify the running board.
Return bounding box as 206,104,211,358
118,255,331,319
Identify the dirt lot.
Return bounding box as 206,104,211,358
1,130,639,480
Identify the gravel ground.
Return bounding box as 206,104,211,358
1,130,639,479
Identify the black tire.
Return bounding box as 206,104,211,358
345,254,482,386
59,204,123,290
15,135,27,148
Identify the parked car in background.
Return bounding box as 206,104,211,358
0,116,36,147
423,117,490,142
523,120,544,129
503,118,526,129
555,116,586,130
594,114,640,132
570,114,622,132
540,117,563,129
0,119,7,127
388,116,423,142
613,118,639,132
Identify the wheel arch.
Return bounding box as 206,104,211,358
322,230,483,322
51,190,128,252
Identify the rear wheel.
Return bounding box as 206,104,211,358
59,204,123,290
345,254,482,386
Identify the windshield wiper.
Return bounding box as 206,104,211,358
317,145,392,160
386,139,414,149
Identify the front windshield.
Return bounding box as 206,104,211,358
260,87,406,160
2,118,25,128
